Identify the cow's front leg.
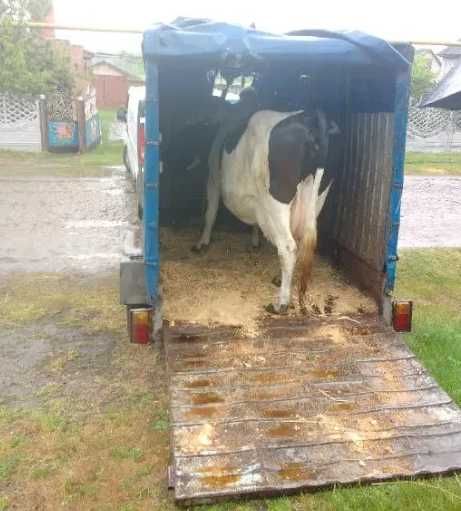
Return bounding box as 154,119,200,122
193,172,220,252
251,225,261,249
266,238,296,314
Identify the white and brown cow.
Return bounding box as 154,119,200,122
194,109,337,314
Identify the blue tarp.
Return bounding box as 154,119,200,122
143,18,410,71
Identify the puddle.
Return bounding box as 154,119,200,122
187,379,212,388
191,392,224,405
263,408,296,418
278,462,317,481
310,367,341,379
201,474,241,488
186,406,218,419
329,402,354,412
267,423,300,438
182,359,207,369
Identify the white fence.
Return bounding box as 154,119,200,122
0,94,42,152
407,104,461,153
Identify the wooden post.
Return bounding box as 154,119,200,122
76,97,86,153
38,95,48,152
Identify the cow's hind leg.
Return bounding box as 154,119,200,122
266,238,296,314
193,172,220,252
251,225,261,249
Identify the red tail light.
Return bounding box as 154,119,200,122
138,122,145,169
392,301,413,332
128,307,152,344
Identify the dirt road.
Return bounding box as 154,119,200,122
2,172,459,277
0,168,139,274
399,176,461,248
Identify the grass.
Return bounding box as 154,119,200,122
405,152,461,175
395,249,461,404
1,252,461,510
0,109,124,177
0,273,125,334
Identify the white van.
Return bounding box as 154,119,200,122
119,86,146,218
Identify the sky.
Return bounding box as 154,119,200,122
53,0,461,54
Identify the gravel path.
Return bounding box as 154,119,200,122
399,176,461,248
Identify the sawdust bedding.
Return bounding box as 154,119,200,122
160,226,377,334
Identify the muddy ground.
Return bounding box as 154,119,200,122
0,156,460,510
0,165,171,511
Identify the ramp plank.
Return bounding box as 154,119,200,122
164,316,461,503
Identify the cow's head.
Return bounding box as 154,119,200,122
303,110,340,166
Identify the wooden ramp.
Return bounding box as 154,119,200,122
164,315,461,504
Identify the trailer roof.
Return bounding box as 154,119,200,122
143,17,410,70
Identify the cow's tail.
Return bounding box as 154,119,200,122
294,168,332,309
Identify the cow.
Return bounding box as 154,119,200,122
193,108,338,314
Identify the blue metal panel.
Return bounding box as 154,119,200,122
385,70,411,293
144,61,160,305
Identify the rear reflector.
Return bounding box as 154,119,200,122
392,300,413,332
128,307,152,344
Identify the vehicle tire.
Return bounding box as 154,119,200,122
123,145,130,172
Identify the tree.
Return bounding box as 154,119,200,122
0,0,74,95
411,52,437,102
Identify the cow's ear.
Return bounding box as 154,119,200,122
328,121,340,135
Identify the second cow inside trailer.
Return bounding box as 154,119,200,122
137,20,414,331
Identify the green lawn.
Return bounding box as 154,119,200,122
405,152,461,176
0,109,124,177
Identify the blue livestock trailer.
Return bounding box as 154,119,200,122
119,20,461,504
121,19,414,335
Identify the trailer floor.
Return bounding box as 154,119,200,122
164,315,461,504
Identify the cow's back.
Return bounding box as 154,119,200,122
219,109,304,226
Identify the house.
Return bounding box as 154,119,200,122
38,1,94,95
91,61,145,109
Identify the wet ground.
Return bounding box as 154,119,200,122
400,176,461,248
0,157,460,509
0,168,458,409
0,165,148,407
0,168,140,274
1,172,458,277
0,162,170,510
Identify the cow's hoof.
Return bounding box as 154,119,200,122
191,244,208,254
265,303,288,315
272,275,282,287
